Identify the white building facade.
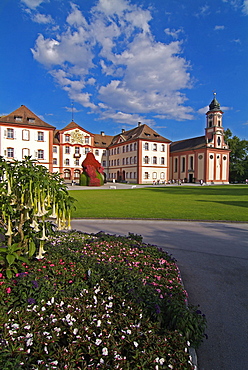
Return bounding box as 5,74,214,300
0,96,230,185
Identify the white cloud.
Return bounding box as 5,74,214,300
21,0,48,10
32,13,53,24
243,0,248,14
198,105,232,114
99,110,154,125
197,106,208,115
31,0,194,122
222,0,248,14
164,28,183,39
214,25,225,30
195,5,210,17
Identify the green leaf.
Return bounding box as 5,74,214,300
28,240,36,257
6,268,12,279
6,254,16,266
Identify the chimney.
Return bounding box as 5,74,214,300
122,129,125,133
100,131,105,136
138,121,141,126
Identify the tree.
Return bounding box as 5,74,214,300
0,157,75,277
224,129,248,182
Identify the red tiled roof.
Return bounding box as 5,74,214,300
0,105,55,129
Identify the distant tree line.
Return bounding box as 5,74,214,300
224,129,248,183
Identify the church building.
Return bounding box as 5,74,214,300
0,95,230,185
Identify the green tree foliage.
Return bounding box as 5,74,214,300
224,129,248,182
0,157,75,277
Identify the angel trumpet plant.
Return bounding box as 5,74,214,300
0,157,75,277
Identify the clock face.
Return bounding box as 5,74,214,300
71,130,84,144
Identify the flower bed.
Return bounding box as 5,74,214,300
0,231,206,369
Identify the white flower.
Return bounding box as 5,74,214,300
102,347,108,356
95,339,102,346
26,338,33,347
51,361,58,365
133,341,138,347
159,358,165,365
97,320,101,327
126,329,131,335
73,328,78,335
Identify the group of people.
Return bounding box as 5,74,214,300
152,179,205,186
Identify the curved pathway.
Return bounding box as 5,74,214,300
71,219,248,370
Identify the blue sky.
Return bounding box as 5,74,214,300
0,0,247,141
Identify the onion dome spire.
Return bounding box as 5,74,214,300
209,92,221,111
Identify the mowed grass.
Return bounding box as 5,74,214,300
69,185,248,221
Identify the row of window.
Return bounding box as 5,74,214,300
110,143,137,155
144,172,166,180
13,116,35,123
53,146,103,156
144,156,165,165
108,172,137,179
144,143,165,152
109,157,137,166
63,169,81,179
5,148,44,159
5,128,45,141
174,156,194,173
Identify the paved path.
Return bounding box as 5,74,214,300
71,219,248,370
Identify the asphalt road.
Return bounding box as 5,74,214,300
71,219,248,370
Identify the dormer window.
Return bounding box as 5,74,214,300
14,116,22,122
27,118,35,123
145,133,150,136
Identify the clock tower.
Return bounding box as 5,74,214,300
205,93,228,149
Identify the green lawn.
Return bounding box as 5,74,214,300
69,185,248,222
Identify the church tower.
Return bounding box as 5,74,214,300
205,93,228,149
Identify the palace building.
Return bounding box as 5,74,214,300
0,95,230,184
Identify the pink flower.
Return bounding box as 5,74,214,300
6,287,11,294
0,273,3,278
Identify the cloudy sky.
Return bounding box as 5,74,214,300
0,0,247,140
